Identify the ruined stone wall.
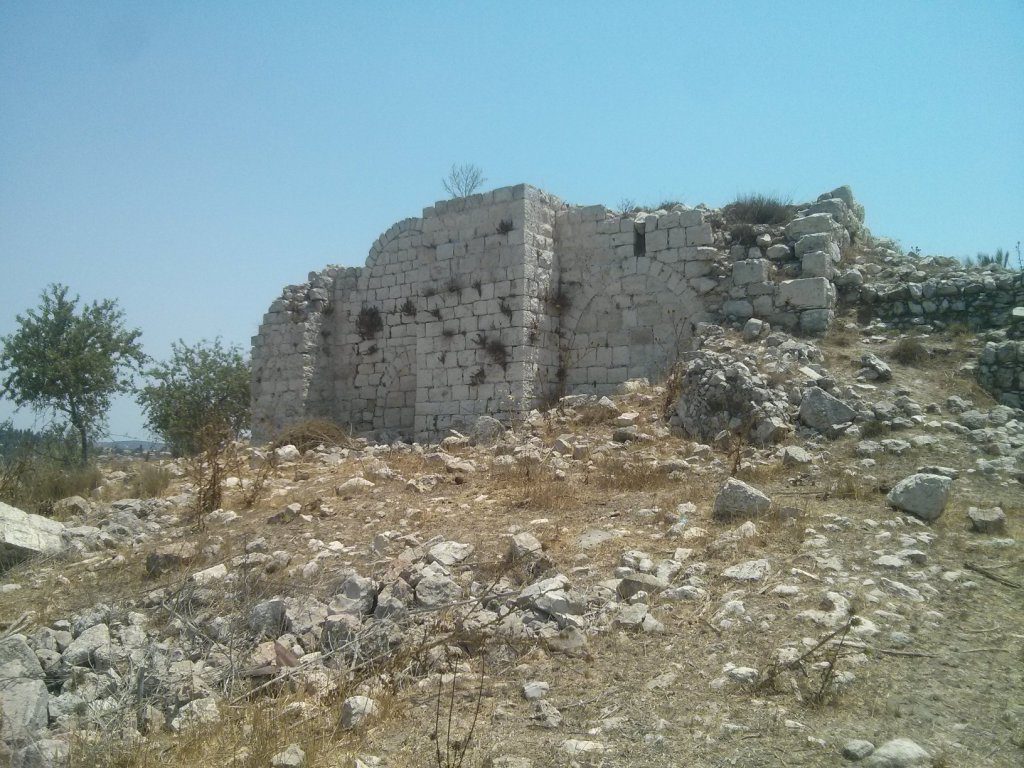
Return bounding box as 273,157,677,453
842,269,1024,331
977,339,1024,408
252,184,865,442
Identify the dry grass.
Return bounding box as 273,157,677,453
271,418,357,453
890,336,929,366
128,462,172,498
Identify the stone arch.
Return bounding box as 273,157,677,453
559,259,706,391
364,217,423,273
372,345,416,433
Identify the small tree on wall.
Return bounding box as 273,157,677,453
442,163,486,198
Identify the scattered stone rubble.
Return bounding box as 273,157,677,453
2,313,1023,766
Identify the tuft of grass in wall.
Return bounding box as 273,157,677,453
427,308,442,321
400,298,417,317
471,279,482,294
499,299,513,322
496,219,514,235
445,277,463,295
725,193,795,225
356,305,383,340
469,367,486,386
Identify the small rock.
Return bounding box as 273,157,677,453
271,744,306,768
967,506,1006,534
842,739,876,761
170,697,220,732
341,696,378,729
862,738,930,767
799,387,858,434
886,473,952,521
722,559,770,581
713,478,771,520
145,542,198,576
781,446,813,466
522,681,549,701
560,739,606,757
274,444,301,462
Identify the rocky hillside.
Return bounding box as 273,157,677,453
2,302,1023,767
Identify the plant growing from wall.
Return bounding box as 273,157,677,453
442,163,486,198
469,367,486,386
356,305,383,340
471,279,482,295
428,308,442,321
400,298,417,317
499,299,513,322
445,277,463,295
724,193,795,225
544,285,572,314
496,219,514,235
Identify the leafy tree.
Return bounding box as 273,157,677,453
0,284,145,462
138,338,251,456
442,163,486,198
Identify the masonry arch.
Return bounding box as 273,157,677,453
559,258,706,392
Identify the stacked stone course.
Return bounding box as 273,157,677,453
977,340,1024,409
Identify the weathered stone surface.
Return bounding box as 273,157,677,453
341,695,378,729
62,623,112,668
0,501,65,566
713,478,771,520
886,473,952,521
778,277,834,309
271,744,306,768
722,559,770,581
862,738,931,767
0,636,49,742
799,387,857,433
145,542,198,576
966,506,1006,534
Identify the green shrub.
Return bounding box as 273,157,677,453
725,193,795,225
138,338,250,457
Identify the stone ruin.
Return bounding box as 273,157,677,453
251,184,1023,441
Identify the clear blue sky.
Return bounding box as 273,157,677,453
2,1,1022,439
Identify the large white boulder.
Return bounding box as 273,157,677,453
886,473,952,521
1,501,65,566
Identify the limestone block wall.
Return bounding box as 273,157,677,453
252,184,864,442
252,186,553,441
551,205,724,395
